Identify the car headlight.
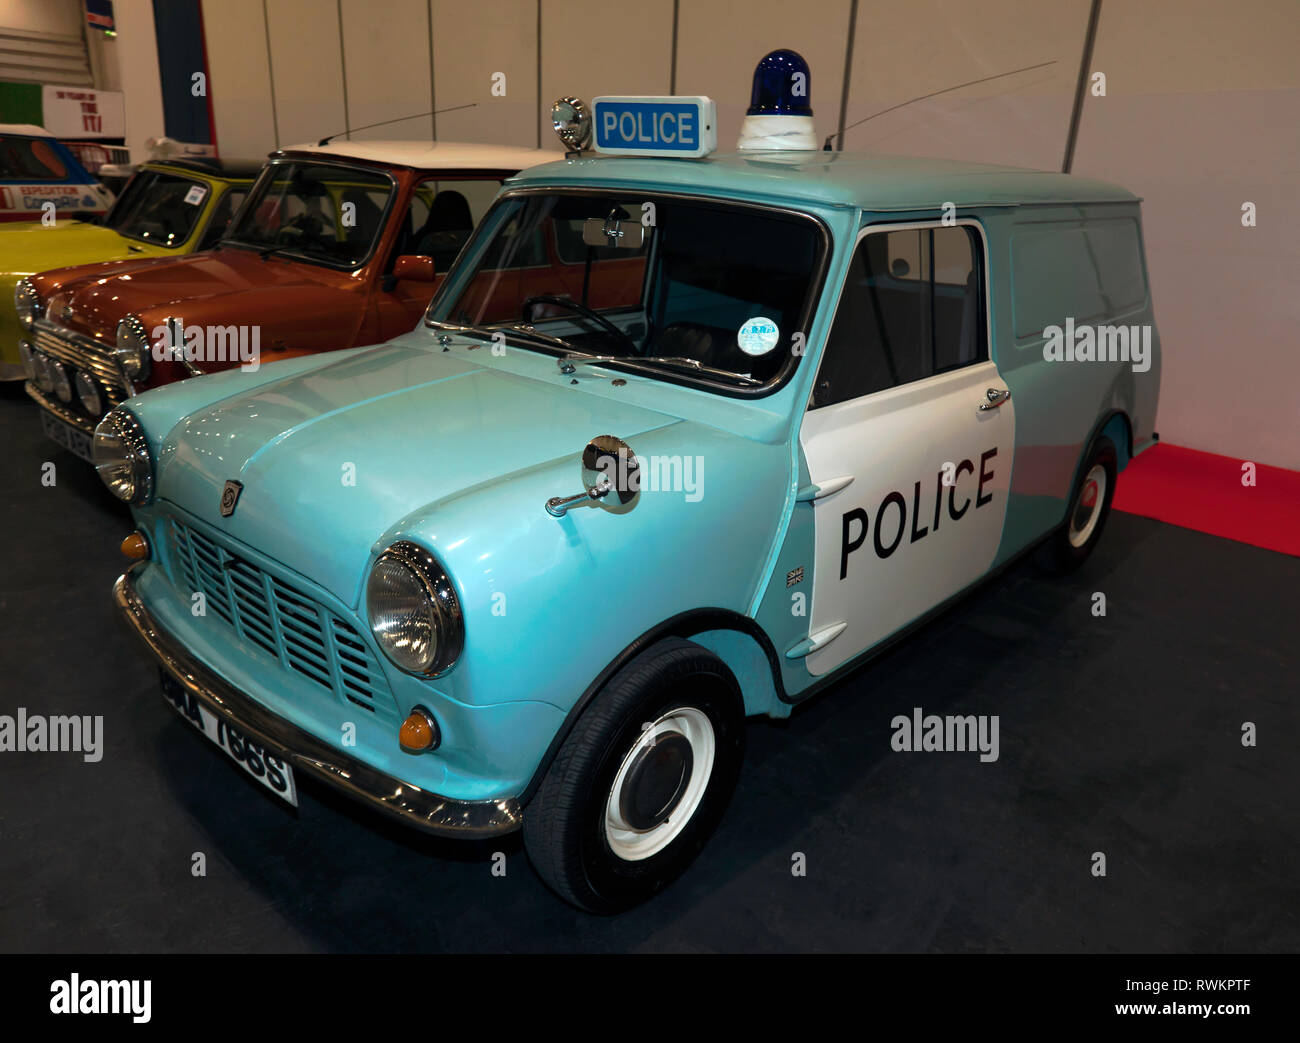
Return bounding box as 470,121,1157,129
14,278,42,330
18,341,36,382
114,315,151,381
366,541,463,676
50,359,73,403
33,352,55,392
74,371,104,417
93,407,153,505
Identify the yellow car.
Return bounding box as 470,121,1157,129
3,157,259,380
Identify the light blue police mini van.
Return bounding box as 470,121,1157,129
99,52,1160,911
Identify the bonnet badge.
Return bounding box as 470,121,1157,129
220,480,243,517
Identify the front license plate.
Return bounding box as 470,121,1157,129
39,409,94,462
160,673,298,807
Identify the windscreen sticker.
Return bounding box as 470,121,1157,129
737,316,779,356
183,184,207,206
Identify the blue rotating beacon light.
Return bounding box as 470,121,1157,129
737,49,817,151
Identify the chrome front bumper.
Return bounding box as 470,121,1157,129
114,567,524,839
27,381,95,435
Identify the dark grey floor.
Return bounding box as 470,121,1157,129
1,382,1297,953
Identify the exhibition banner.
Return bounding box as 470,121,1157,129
40,86,125,139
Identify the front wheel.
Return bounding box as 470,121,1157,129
522,637,746,913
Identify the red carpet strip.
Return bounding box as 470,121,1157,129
1112,443,1300,557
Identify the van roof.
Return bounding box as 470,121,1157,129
509,150,1141,210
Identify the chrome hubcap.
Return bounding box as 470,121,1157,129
604,707,715,861
1068,464,1107,548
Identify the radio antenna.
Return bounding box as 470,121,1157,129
318,103,477,146
825,60,1058,151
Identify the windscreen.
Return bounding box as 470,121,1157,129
431,191,824,389
103,169,209,247
224,160,395,268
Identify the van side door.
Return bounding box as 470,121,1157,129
798,219,1014,675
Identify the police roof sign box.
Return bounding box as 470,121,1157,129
591,96,717,158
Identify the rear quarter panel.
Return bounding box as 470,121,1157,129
983,202,1161,563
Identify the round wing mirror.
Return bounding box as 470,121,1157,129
582,434,640,505
545,434,640,517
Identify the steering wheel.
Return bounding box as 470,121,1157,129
523,294,639,356
276,213,325,245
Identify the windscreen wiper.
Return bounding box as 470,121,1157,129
504,323,578,352
557,354,762,387
426,320,580,355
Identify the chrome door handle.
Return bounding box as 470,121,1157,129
979,387,1010,410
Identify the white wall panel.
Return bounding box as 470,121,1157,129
538,0,673,147
264,0,347,147
200,0,277,158
340,0,432,141
432,0,537,146
841,0,1090,169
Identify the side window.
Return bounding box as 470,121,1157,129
197,188,248,250
0,136,68,180
1010,218,1146,338
886,230,923,281
812,224,986,408
394,178,502,272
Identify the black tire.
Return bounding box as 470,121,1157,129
522,637,746,913
1037,435,1119,574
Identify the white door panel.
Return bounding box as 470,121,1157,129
801,360,1014,675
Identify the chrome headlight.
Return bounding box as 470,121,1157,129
33,352,55,392
366,541,463,677
50,359,73,403
74,371,104,417
93,407,154,505
14,278,42,330
18,340,36,382
114,315,151,381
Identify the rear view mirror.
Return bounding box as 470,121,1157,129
393,254,436,282
582,217,644,250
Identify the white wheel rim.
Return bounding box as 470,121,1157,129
1068,464,1107,548
604,707,715,862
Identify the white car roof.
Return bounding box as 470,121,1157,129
0,124,55,138
277,139,560,171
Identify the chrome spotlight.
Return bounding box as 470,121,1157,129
551,97,592,154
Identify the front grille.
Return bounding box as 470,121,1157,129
30,324,129,414
170,519,394,717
